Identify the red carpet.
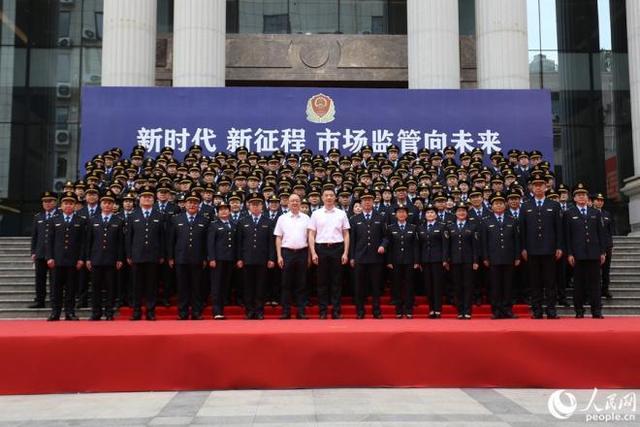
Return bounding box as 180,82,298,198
117,298,532,319
0,318,639,394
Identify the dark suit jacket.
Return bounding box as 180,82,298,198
349,211,388,264
85,215,125,266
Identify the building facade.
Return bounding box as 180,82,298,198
0,0,637,235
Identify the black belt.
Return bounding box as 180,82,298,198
283,247,308,253
315,242,344,248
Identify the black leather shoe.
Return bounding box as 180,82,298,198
161,299,170,307
146,312,156,321
255,313,264,320
319,312,328,320
603,292,613,300
244,312,253,320
178,314,189,321
575,313,585,319
47,313,60,321
279,313,291,320
373,313,383,319
105,314,114,321
65,313,79,321
331,312,342,319
131,312,142,321
491,314,500,320
296,313,309,320
531,313,544,319
356,313,365,319
89,314,101,321
503,313,518,319
28,302,45,309
547,313,560,319
592,313,605,319
191,314,203,320
405,313,414,319
457,314,464,320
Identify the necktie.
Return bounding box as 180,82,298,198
160,203,165,213
581,208,586,216
233,214,238,221
223,221,230,230
400,224,405,231
365,213,370,221
46,213,50,221
428,224,433,232
476,209,481,216
144,211,150,220
254,216,259,225
189,216,194,224
498,216,502,225
103,216,108,224
89,208,94,216
537,200,542,207
66,216,71,224
439,213,444,221
458,222,463,230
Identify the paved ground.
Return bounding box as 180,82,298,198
0,388,637,426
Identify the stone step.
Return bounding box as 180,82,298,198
0,300,46,308
0,308,91,319
556,305,640,315
0,268,35,277
0,260,35,266
0,277,38,285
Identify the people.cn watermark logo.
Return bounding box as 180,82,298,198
548,390,578,419
548,388,637,423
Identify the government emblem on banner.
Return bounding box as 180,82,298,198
306,93,335,123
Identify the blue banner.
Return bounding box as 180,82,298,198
81,87,552,167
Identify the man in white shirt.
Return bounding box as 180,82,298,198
308,188,350,319
274,194,311,319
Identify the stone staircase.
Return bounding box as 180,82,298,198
0,236,639,319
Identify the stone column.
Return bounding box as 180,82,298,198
475,0,529,89
407,0,460,89
101,0,157,86
621,1,640,234
173,0,226,87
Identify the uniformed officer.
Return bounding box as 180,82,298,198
115,191,136,308
155,185,178,307
125,185,165,321
85,190,125,320
445,202,480,319
386,182,419,225
417,204,448,318
29,191,58,308
236,193,276,320
565,184,606,318
520,172,564,319
384,205,420,318
76,184,101,308
46,192,86,321
481,192,520,319
265,195,283,307
168,190,209,320
207,200,237,320
593,193,614,299
349,188,387,319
